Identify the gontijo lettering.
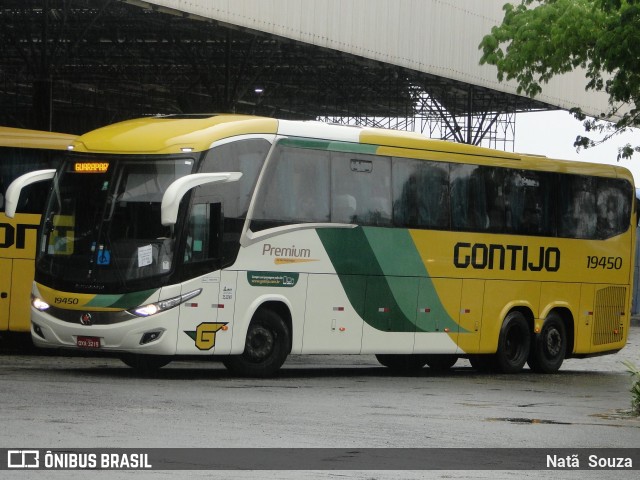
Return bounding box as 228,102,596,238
454,242,560,272
0,223,38,249
74,162,109,173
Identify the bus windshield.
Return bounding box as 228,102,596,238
37,155,194,290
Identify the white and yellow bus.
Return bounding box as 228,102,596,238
0,127,77,335
5,115,636,375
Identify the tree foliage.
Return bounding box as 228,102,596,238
479,0,640,159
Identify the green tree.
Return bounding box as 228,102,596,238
479,0,640,159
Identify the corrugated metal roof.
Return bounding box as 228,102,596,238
143,0,611,118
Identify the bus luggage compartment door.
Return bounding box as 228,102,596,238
361,276,417,354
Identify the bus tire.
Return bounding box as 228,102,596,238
494,311,530,374
527,312,566,373
469,355,497,372
223,309,290,378
375,354,428,371
424,354,457,371
120,353,172,372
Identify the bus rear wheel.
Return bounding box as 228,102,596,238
527,313,566,373
375,354,428,371
223,309,290,378
494,311,530,374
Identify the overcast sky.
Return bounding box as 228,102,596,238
514,110,640,185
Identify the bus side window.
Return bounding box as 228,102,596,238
251,145,331,230
450,164,489,232
200,138,270,263
504,170,555,236
558,175,597,239
331,153,391,226
0,146,57,214
392,157,450,230
15,182,51,214
596,178,633,238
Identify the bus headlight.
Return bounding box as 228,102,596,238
129,289,202,317
32,295,51,311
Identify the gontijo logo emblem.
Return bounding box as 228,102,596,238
184,322,228,350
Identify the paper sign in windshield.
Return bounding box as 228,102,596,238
138,245,153,267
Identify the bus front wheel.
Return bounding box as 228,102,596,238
120,353,172,372
223,309,290,378
494,311,530,374
527,312,566,373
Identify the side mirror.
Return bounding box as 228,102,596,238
160,172,242,226
4,169,56,218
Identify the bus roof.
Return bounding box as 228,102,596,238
70,115,279,154
68,114,634,184
0,126,77,150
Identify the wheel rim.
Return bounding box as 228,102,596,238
245,325,275,362
544,327,562,358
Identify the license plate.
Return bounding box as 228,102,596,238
77,336,101,348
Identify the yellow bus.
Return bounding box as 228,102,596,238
0,127,77,335
5,115,636,375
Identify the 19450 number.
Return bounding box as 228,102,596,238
54,297,79,305
586,256,623,270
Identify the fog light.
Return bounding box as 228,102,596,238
140,329,164,345
33,323,45,339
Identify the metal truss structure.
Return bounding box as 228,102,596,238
0,0,554,148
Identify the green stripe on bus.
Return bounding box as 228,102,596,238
316,227,464,333
278,138,378,154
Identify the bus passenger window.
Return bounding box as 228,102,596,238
331,153,391,226
450,164,489,232
333,194,357,223
558,175,597,239
596,178,632,238
505,170,555,236
392,158,450,229
0,146,58,214
251,145,330,230
199,138,270,263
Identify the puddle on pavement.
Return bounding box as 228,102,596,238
488,411,640,427
487,417,572,425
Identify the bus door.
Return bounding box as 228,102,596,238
175,201,230,354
